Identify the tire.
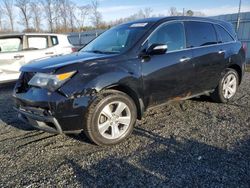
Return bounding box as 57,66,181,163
83,90,137,146
211,68,239,103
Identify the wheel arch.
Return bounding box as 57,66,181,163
104,84,144,120
228,64,242,84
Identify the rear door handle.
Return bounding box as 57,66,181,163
179,57,191,63
45,52,54,55
218,50,226,54
14,55,24,59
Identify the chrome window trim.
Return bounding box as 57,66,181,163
141,19,237,54
158,41,235,55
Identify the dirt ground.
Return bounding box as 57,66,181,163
0,73,249,188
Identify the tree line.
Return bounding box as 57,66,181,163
0,0,205,33
0,0,102,33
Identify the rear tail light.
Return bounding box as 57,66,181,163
242,42,247,53
71,47,78,53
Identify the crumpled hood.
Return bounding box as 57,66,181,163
20,52,115,73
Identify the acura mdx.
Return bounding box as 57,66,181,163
13,17,246,146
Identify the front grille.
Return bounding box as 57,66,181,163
15,72,35,93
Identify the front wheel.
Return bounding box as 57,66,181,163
211,68,239,103
84,90,137,146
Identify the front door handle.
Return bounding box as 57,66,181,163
45,52,54,55
14,55,24,59
179,57,191,63
218,50,226,54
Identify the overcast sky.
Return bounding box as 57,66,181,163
78,0,250,22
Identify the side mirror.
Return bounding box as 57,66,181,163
147,44,168,55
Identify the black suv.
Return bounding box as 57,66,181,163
13,17,246,146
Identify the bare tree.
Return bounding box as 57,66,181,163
58,0,68,31
90,0,102,28
52,0,59,31
78,5,90,30
106,7,154,27
43,0,54,32
30,1,42,32
68,2,77,32
15,0,31,30
0,4,3,31
2,0,15,31
53,0,77,32
168,7,182,16
142,7,153,18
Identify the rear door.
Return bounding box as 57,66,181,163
0,36,26,82
214,23,236,67
185,21,225,93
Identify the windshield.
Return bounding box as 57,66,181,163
81,23,151,54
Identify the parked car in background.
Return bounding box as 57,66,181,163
0,33,77,83
13,17,246,146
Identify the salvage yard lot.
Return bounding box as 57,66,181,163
0,74,250,187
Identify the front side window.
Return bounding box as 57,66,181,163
148,22,185,52
185,21,217,48
27,36,48,50
81,23,152,54
214,24,234,43
0,37,22,53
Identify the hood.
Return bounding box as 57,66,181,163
21,52,116,73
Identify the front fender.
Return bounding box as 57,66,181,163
59,70,141,98
86,71,139,92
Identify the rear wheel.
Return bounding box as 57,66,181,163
84,90,137,146
211,68,239,103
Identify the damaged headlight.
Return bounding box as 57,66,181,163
28,71,76,91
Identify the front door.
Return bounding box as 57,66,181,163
0,36,25,83
141,22,196,107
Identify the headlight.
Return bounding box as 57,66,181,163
28,71,76,91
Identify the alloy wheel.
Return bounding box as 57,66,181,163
98,101,131,140
222,73,237,99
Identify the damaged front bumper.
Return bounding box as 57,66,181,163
13,72,94,134
15,106,63,134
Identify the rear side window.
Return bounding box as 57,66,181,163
0,37,22,52
185,21,217,48
51,36,59,46
148,22,185,52
27,36,48,49
214,24,234,43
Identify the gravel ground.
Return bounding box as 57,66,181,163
0,74,250,188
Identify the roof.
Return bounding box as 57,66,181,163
126,16,236,38
130,16,230,25
0,33,67,37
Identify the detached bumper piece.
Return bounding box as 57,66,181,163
15,106,63,134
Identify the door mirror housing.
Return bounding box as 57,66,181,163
146,44,168,55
